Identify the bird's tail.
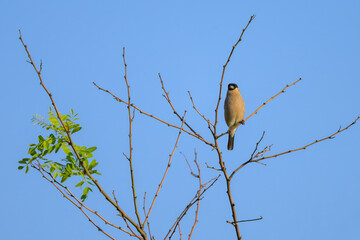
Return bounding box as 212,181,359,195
227,131,235,150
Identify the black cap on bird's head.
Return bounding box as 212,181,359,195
228,83,238,91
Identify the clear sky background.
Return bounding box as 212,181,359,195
1,1,360,240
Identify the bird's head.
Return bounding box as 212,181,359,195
228,83,238,91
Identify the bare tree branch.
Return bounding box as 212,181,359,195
32,163,118,240
37,164,140,238
187,91,214,129
244,78,302,122
188,151,202,240
143,111,187,227
113,190,141,238
178,224,182,240
229,131,266,179
227,216,263,225
159,73,201,137
253,116,360,162
164,175,220,240
181,152,199,178
122,47,143,229
217,77,302,139
92,82,215,148
143,192,153,240
205,162,221,171
214,15,255,127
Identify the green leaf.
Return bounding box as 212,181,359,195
75,180,84,188
41,150,49,156
66,155,76,165
19,158,29,164
81,186,92,201
88,159,98,170
37,144,44,152
18,166,24,170
48,145,55,153
49,116,59,126
65,164,73,173
28,148,36,156
61,175,68,183
84,186,92,195
38,135,45,142
25,165,29,173
71,126,82,134
61,144,71,155
49,134,56,144
61,115,69,121
53,172,58,179
55,142,62,153
43,140,50,150
86,147,97,153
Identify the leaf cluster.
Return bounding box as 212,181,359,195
19,108,100,201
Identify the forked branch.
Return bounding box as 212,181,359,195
164,175,220,240
253,116,360,162
159,73,200,137
93,82,214,148
187,151,203,240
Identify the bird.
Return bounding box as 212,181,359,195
224,83,245,150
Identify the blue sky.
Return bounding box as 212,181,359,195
1,1,360,239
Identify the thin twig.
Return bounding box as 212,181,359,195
123,47,143,229
253,116,360,162
113,191,140,239
227,216,263,225
164,175,220,240
93,82,215,148
143,192,153,240
205,162,221,171
229,131,266,179
37,162,140,238
188,151,202,240
253,145,272,160
216,78,302,139
245,78,302,122
112,190,119,207
214,15,255,127
19,31,147,239
188,91,214,128
181,152,198,178
143,111,187,227
159,73,200,137
178,224,182,240
32,163,117,240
